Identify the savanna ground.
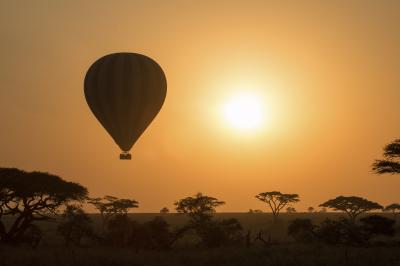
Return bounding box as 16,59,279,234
1,213,400,266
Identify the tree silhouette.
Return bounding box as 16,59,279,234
88,195,138,232
307,207,315,213
288,218,316,243
319,207,327,213
160,207,169,214
175,193,224,226
255,191,299,222
384,203,400,220
316,218,366,245
200,218,243,248
286,207,296,213
106,214,188,250
174,193,228,247
319,196,382,223
0,168,87,243
373,139,400,174
360,215,395,237
106,214,134,247
57,205,93,246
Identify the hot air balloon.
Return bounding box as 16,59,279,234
84,53,167,160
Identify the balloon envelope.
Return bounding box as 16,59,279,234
84,53,167,157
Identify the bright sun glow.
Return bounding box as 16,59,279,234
223,93,265,130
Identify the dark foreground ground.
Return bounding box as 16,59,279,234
1,245,400,266
1,213,400,266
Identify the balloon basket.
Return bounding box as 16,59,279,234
120,152,131,160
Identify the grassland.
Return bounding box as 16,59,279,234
33,212,393,245
1,213,400,266
2,244,400,266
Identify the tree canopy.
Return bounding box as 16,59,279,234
174,193,246,248
255,191,300,221
0,167,87,243
88,195,138,232
174,193,225,224
384,203,400,217
373,139,400,174
160,207,169,214
319,196,382,222
286,207,296,213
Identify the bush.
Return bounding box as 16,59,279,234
360,215,395,237
316,218,367,245
57,205,93,246
130,216,173,250
219,218,244,243
105,215,184,250
105,214,133,246
288,219,315,243
16,224,43,248
197,218,244,248
314,216,396,246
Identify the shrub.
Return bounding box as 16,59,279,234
316,218,367,245
106,215,185,250
360,215,395,237
197,218,244,248
288,219,316,243
57,205,93,246
106,214,133,246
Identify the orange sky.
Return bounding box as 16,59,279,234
1,1,400,212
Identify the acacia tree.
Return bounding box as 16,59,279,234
308,207,315,213
175,193,244,247
174,192,225,226
319,196,382,223
88,195,138,232
255,191,299,222
160,207,169,214
373,139,400,174
0,168,87,243
286,207,296,213
384,203,400,220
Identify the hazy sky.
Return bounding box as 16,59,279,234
1,0,400,212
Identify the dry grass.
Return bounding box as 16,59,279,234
1,213,399,266
1,244,400,266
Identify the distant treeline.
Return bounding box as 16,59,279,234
0,138,398,248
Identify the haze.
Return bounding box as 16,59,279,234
1,0,399,212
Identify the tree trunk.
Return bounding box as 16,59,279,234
349,213,358,224
0,213,34,244
272,213,278,224
0,220,6,241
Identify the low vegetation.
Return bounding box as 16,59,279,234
0,138,399,265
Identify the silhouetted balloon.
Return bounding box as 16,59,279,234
84,53,167,160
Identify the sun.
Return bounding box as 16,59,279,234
222,93,265,131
